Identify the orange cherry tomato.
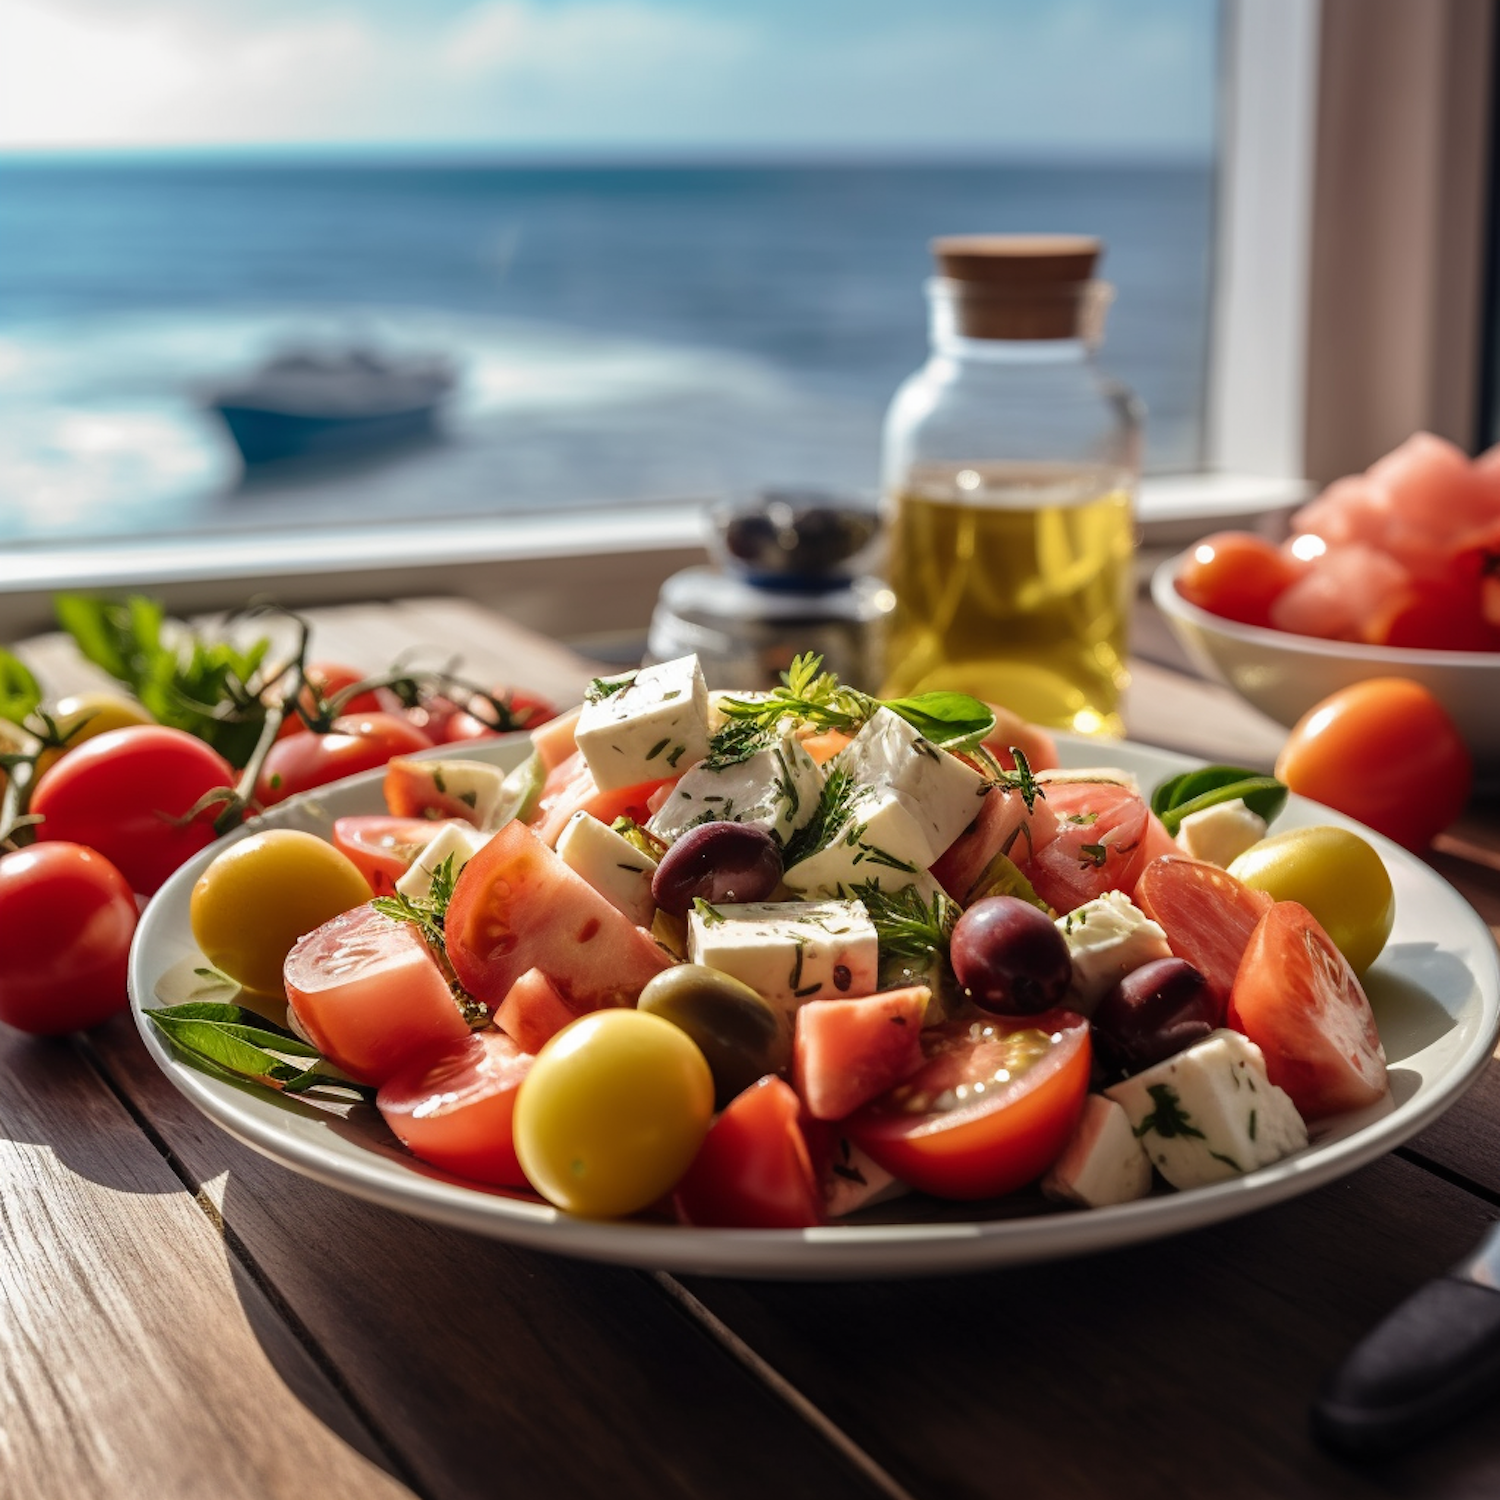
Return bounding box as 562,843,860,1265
1275,678,1472,849
1176,532,1304,627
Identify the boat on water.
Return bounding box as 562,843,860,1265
207,349,456,467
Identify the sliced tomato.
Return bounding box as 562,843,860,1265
1134,855,1273,1023
1019,782,1149,914
284,904,472,1085
445,820,674,1010
673,1076,823,1229
846,1010,1091,1200
533,750,675,848
332,814,459,896
377,1029,533,1187
1227,901,1388,1120
793,987,927,1122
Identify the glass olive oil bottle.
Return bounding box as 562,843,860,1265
881,237,1142,737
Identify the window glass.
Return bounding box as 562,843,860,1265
0,1,1218,546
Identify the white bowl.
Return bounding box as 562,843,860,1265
1151,550,1500,767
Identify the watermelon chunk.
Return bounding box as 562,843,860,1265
793,986,929,1122
496,967,579,1054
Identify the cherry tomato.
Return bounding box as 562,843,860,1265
1227,826,1394,975
1228,901,1388,1120
256,711,433,807
190,829,372,995
513,1009,714,1218
31,725,236,895
276,663,383,738
35,691,155,777
0,843,138,1034
673,1076,823,1229
846,1010,1091,1200
1274,678,1472,849
1176,531,1304,627
1134,855,1271,1023
332,813,457,895
377,1029,534,1187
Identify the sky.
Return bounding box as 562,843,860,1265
0,0,1218,157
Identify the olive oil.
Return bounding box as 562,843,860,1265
880,464,1134,736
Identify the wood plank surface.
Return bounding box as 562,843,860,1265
84,1017,888,1500
678,1158,1500,1500
0,1028,413,1500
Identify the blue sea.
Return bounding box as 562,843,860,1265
0,157,1214,544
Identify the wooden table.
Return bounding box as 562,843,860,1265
6,595,1500,1500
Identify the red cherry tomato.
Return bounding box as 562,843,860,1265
673,1075,823,1229
331,813,458,896
1176,532,1304,627
276,662,383,737
1134,855,1272,1023
377,1029,534,1186
0,843,138,1034
256,712,433,807
846,1010,1091,1200
1274,678,1472,849
31,725,236,895
1228,901,1387,1120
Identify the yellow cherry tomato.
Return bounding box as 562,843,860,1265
36,692,156,777
1227,825,1395,975
190,830,372,995
515,1009,714,1218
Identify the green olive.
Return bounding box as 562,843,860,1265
638,965,788,1108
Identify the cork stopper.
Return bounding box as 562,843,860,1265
930,234,1106,340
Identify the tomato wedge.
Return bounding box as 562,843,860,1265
332,814,460,896
1134,855,1272,1023
846,1010,1090,1200
1020,782,1149,913
1227,901,1388,1120
377,1029,533,1187
673,1076,823,1229
533,750,676,848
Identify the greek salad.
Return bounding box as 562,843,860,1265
157,652,1394,1228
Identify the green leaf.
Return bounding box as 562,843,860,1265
1150,765,1288,837
0,649,42,727
882,692,996,753
146,1003,375,1101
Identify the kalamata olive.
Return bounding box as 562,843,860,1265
949,895,1073,1015
637,964,788,1107
1092,957,1217,1074
651,822,782,916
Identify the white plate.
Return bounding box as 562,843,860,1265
129,734,1500,1280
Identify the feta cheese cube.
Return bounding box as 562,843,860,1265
574,655,711,792
687,898,879,1026
783,785,933,896
1055,890,1173,1014
556,811,657,927
822,1137,909,1219
839,707,988,860
395,822,492,900
1105,1029,1308,1191
1041,1095,1154,1208
1176,798,1268,868
648,725,824,845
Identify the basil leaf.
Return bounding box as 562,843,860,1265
1150,765,1288,837
883,692,996,753
0,649,41,727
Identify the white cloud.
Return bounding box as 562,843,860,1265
0,0,1212,152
